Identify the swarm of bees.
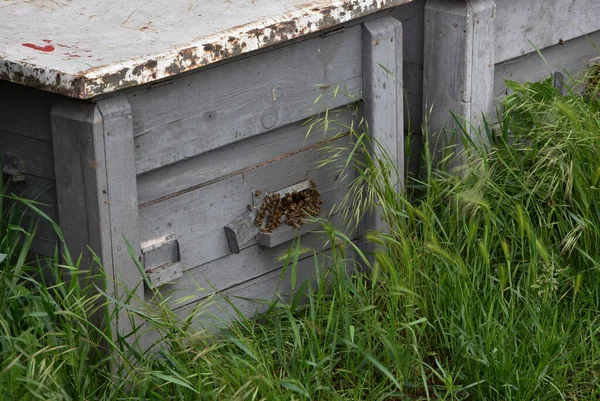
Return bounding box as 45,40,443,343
255,181,323,233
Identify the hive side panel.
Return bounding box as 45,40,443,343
158,214,352,311
494,30,600,100
494,0,600,64
137,108,355,206
127,24,363,174
138,132,355,281
0,81,60,256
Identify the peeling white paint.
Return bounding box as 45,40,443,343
0,0,413,98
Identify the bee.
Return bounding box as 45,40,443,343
254,189,262,197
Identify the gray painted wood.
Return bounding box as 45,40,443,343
128,25,363,174
224,210,260,254
494,30,600,100
51,100,108,269
51,99,110,337
423,0,495,167
143,248,325,345
51,96,142,347
1,131,55,180
95,96,143,343
157,221,354,313
138,136,353,279
0,81,58,141
147,263,183,288
258,222,321,248
362,16,404,239
136,108,354,206
392,0,425,132
4,174,58,257
494,0,600,64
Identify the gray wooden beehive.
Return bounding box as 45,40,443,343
2,0,600,343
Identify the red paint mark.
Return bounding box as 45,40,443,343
64,52,81,58
22,43,55,52
56,43,73,48
42,39,52,43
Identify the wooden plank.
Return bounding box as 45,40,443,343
392,0,425,133
158,213,352,311
362,16,404,239
51,96,142,348
136,108,355,205
95,96,143,343
142,249,323,345
50,99,111,338
3,174,58,257
0,80,59,141
137,134,353,276
423,0,495,167
128,25,363,174
51,100,108,268
1,131,55,180
494,0,600,64
494,30,600,99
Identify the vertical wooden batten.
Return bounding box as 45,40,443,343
423,0,495,167
51,96,142,345
361,16,404,248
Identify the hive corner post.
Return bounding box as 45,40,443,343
361,15,404,259
51,95,145,357
423,0,496,170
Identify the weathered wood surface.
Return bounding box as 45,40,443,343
0,81,59,256
51,101,107,269
0,0,413,98
136,108,355,205
51,97,142,346
362,16,404,192
392,0,425,132
423,0,495,166
158,213,352,311
138,134,353,277
361,15,404,248
1,132,55,181
494,0,600,64
495,30,600,99
0,81,58,141
129,26,363,174
258,222,322,249
95,96,143,342
143,248,325,345
4,175,58,256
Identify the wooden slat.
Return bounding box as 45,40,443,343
142,249,323,345
136,108,355,205
96,96,144,343
51,96,142,349
0,80,59,141
158,213,352,311
392,0,424,133
494,30,600,99
1,131,55,180
495,0,600,64
362,16,404,239
4,174,58,257
51,100,107,267
423,0,495,167
138,135,352,275
128,24,363,174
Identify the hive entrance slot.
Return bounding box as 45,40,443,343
224,180,323,253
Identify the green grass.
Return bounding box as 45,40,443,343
1,74,600,400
